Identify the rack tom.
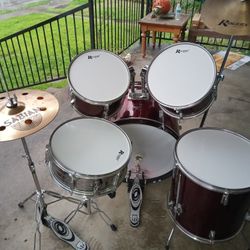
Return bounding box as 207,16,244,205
68,50,130,118
147,42,217,119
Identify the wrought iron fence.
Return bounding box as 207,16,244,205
0,0,145,92
0,0,249,92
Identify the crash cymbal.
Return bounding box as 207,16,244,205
0,89,59,142
201,0,250,36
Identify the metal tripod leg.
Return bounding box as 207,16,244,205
166,227,175,250
18,191,37,208
63,198,118,232
20,137,46,208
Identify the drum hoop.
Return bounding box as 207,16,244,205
115,117,178,140
174,127,250,194
146,42,217,110
159,94,215,119
167,192,246,243
49,117,132,178
68,49,130,105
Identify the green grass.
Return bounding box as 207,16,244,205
0,13,54,38
30,79,68,90
24,0,51,8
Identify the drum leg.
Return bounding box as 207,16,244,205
165,227,175,250
18,191,37,208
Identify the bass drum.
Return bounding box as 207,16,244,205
113,83,179,182
168,128,250,243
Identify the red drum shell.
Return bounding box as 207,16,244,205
71,92,125,118
168,167,250,242
113,84,179,135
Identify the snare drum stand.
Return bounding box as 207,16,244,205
199,36,234,128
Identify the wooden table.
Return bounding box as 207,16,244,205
139,13,190,57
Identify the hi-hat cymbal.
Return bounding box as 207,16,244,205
0,89,59,142
201,0,250,36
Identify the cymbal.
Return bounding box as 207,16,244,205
0,89,59,142
201,0,250,36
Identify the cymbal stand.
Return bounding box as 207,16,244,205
20,137,46,250
199,36,234,128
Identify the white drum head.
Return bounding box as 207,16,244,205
50,118,131,176
176,128,250,190
147,43,216,108
68,50,130,103
119,122,177,181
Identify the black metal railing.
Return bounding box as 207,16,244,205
0,4,93,92
0,0,249,92
0,0,145,92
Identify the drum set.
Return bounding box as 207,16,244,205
0,0,250,249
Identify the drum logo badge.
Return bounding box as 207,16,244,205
88,55,101,59
116,150,124,160
218,20,247,27
3,108,42,131
175,49,189,54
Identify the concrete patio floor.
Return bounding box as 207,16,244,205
0,43,250,250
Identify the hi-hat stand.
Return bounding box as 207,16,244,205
199,36,234,128
20,137,91,250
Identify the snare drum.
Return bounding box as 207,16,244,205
168,128,250,243
68,50,130,118
46,117,132,197
114,83,178,182
147,42,217,119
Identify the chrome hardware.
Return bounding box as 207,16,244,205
113,172,121,189
69,172,77,194
168,200,174,210
175,109,183,120
174,203,182,216
69,89,76,105
140,65,149,93
209,230,216,243
159,110,165,130
93,179,102,194
172,163,179,179
217,73,224,82
45,145,50,166
129,65,149,100
103,104,109,119
129,66,136,93
6,94,18,108
220,192,229,206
